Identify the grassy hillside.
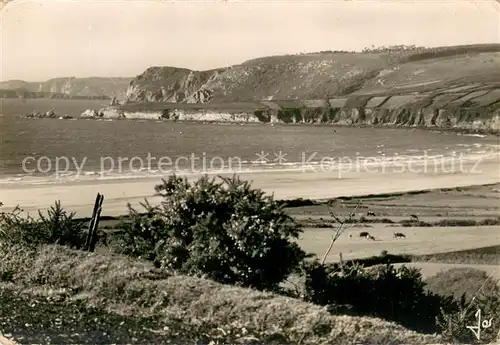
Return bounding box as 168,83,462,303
124,44,500,103
0,77,132,100
0,244,442,345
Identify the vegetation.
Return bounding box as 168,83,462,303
295,260,452,334
0,245,441,345
115,175,308,291
0,175,498,343
425,267,499,302
0,202,88,249
428,268,500,344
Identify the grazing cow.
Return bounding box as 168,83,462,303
359,231,370,238
393,232,406,239
410,214,419,221
367,211,376,216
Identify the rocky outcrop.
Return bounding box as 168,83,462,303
125,67,226,103
81,109,100,118
81,107,125,119
24,109,72,119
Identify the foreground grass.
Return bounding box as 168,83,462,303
0,245,442,345
0,284,169,344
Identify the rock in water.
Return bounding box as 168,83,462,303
81,109,98,118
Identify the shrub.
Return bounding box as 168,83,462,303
0,201,87,249
116,174,308,291
299,260,456,334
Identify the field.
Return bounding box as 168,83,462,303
287,183,500,278
92,182,500,275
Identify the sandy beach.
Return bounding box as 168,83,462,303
2,154,499,217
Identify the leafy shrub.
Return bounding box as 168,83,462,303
299,260,456,334
0,201,87,249
116,174,308,291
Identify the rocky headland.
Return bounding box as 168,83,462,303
81,44,500,133
0,77,132,100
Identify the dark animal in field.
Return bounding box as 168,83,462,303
410,214,419,220
393,232,406,238
359,231,370,238
367,211,376,216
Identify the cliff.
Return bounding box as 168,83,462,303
125,67,227,103
0,77,132,100
86,86,500,133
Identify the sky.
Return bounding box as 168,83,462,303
1,0,499,81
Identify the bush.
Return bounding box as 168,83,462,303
116,174,308,291
0,201,87,249
299,260,456,334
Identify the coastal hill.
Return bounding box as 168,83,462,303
0,77,132,100
88,44,500,133
125,44,500,103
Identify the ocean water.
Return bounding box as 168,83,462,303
1,99,499,185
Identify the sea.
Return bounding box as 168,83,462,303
1,98,499,185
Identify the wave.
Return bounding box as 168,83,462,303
457,133,487,138
1,150,498,187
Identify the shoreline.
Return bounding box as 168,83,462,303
17,114,500,136
66,182,499,223
1,155,499,217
